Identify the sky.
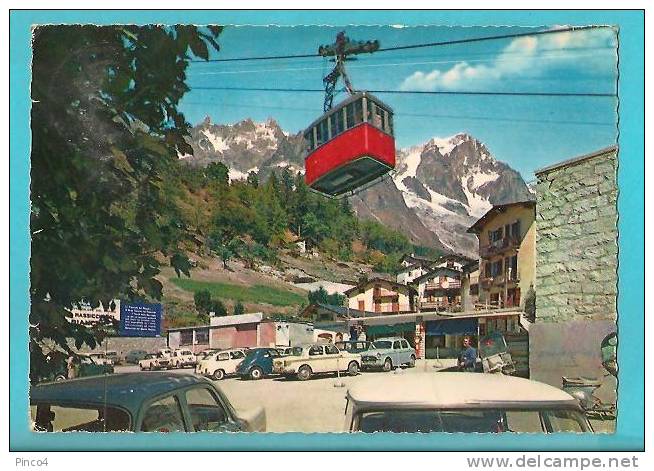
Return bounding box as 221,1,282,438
179,25,618,181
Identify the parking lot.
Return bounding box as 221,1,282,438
116,361,447,432
115,360,615,433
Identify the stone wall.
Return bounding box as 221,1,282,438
535,147,618,322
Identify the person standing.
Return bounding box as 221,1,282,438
458,337,477,372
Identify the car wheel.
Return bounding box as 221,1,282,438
212,369,225,380
297,365,312,381
250,366,264,380
383,358,393,372
408,355,416,368
139,365,145,371
347,361,359,376
54,374,67,382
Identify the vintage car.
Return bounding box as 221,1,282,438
139,352,170,371
272,343,361,381
30,372,266,432
40,354,115,383
236,347,285,380
196,348,247,380
124,350,149,364
170,349,197,369
335,340,372,353
344,372,593,433
360,337,416,371
88,352,114,366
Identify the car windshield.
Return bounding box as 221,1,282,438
372,341,392,349
357,409,590,433
31,404,131,432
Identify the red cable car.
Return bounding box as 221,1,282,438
304,91,396,197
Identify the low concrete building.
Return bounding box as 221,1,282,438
167,313,314,352
531,146,618,400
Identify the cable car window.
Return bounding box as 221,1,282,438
316,119,329,147
304,129,315,152
345,102,355,129
368,100,383,130
329,112,343,138
353,99,364,126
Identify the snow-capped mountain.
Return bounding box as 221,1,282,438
181,118,532,257
182,116,305,180
385,133,534,255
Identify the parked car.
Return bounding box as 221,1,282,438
336,340,372,353
40,354,114,383
344,372,593,433
139,353,170,371
196,349,221,361
236,348,284,380
104,350,121,365
170,349,197,369
30,372,266,432
196,349,247,380
361,337,416,371
88,352,114,366
275,347,293,356
272,343,361,381
125,350,149,364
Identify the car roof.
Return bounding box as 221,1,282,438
30,373,213,412
373,337,405,342
347,373,580,410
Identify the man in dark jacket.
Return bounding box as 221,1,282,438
458,337,477,372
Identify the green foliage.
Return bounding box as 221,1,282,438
372,252,403,273
206,162,229,185
29,25,222,382
308,287,346,307
233,300,245,316
360,220,412,254
193,289,212,315
170,278,306,307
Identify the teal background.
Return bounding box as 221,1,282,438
9,10,644,451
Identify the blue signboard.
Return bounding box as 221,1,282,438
119,301,162,337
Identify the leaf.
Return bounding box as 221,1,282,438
189,36,209,60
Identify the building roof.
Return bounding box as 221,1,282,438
301,303,378,319
462,260,480,274
434,254,475,266
30,372,211,412
344,278,418,296
467,200,536,234
400,254,436,267
535,145,617,176
346,372,580,409
396,263,422,274
413,266,462,284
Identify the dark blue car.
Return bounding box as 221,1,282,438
236,348,283,380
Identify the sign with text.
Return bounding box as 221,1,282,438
119,302,162,337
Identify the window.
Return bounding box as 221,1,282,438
325,344,339,355
511,220,521,238
309,345,324,356
185,387,228,432
217,352,230,361
489,228,504,243
229,351,244,359
180,330,193,345
195,329,209,344
304,129,315,152
346,99,363,128
542,410,588,432
393,341,402,349
401,340,410,349
31,404,130,432
329,110,345,137
316,119,329,146
141,395,186,432
383,109,394,135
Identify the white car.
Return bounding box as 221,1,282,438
344,372,594,433
138,353,170,371
272,343,361,381
196,349,247,380
87,352,113,366
170,349,197,369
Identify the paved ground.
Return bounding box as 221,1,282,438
115,360,615,433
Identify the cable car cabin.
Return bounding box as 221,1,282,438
304,92,396,197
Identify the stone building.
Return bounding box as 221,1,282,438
530,146,618,397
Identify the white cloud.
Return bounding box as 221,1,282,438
400,28,617,91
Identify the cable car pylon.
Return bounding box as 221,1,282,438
318,31,379,112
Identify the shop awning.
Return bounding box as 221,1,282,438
367,322,415,336
426,318,478,335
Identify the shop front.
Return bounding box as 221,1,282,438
366,322,416,346
424,318,478,359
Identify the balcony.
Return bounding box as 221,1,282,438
373,287,399,299
420,300,462,312
480,237,520,258
425,280,461,290
372,303,414,314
